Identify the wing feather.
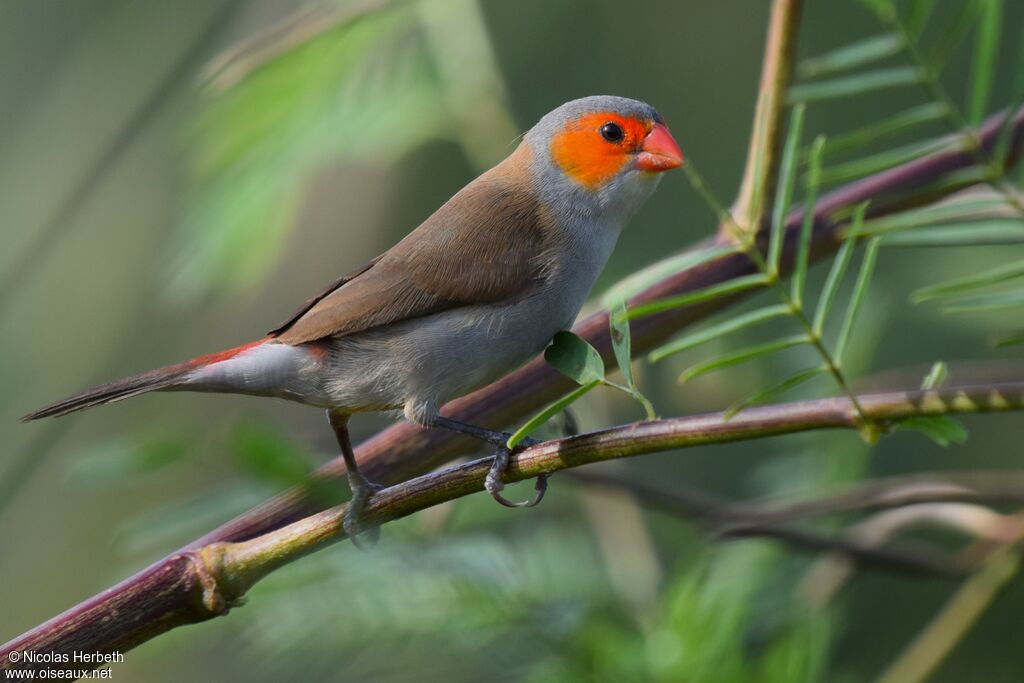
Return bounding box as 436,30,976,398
273,154,548,346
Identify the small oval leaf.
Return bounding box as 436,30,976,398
545,331,605,385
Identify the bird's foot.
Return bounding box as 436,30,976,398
429,416,547,508
485,444,548,508
343,474,384,550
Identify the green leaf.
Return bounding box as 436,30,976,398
788,67,922,103
917,166,996,197
174,4,448,301
814,202,868,334
679,335,809,384
601,245,737,308
608,305,657,419
818,138,954,185
907,0,937,37
822,103,948,157
994,330,1024,347
798,35,903,79
881,220,1024,247
859,197,1012,235
609,304,634,387
628,273,772,319
921,361,949,389
942,288,1024,313
113,484,270,557
835,237,881,363
724,367,828,419
769,105,805,275
507,381,599,448
857,0,896,21
913,258,1024,301
229,420,314,488
792,136,825,307
897,416,969,446
602,311,659,419
967,0,1002,125
649,304,792,362
545,331,605,385
993,30,1024,168
68,433,192,485
931,0,982,73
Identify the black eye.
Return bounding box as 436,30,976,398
600,122,624,142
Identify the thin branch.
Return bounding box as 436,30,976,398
732,0,804,235
189,104,1024,553
201,0,395,91
799,503,1019,608
724,471,1024,528
6,105,1021,676
6,380,1024,672
874,528,1024,683
572,471,974,578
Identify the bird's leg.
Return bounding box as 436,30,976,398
328,411,382,549
430,416,547,509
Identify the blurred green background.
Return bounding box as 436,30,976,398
2,0,1024,681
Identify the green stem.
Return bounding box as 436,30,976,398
6,379,1024,671
215,380,1024,593
874,541,1023,683
881,8,1024,217
741,234,872,424
733,0,805,233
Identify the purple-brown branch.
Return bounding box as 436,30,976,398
196,103,1024,545
6,379,1024,675
573,469,1024,577
4,107,1024,676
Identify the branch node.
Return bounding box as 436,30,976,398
179,547,235,616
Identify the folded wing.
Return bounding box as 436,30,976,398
272,165,548,346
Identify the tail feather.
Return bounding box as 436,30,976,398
21,364,192,421
21,338,269,421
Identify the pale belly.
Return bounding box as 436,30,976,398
186,213,623,423
319,287,582,424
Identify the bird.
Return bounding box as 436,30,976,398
22,95,683,545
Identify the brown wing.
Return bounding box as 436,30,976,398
268,255,382,336
272,157,548,346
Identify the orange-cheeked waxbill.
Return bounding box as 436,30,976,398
24,95,684,543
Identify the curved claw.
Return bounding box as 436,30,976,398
489,473,549,508
344,514,381,550
485,447,549,508
344,480,383,550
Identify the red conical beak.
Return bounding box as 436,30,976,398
635,123,683,172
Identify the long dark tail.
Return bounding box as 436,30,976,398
20,338,268,421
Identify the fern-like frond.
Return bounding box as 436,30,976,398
649,305,792,363
788,67,923,103
797,35,904,79
725,367,829,420
539,0,1021,434
821,102,948,157
679,335,810,384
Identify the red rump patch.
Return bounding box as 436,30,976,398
304,342,329,361
188,337,269,368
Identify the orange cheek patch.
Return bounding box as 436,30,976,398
550,113,649,190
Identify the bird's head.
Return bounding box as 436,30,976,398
523,96,683,219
